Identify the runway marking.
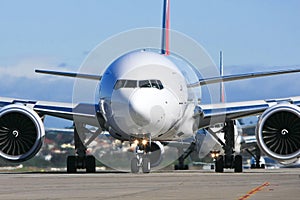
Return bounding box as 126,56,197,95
238,182,270,200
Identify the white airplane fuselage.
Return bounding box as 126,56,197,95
99,51,198,141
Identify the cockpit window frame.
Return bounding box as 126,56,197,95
114,79,164,90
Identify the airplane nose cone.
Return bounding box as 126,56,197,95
129,102,150,127
129,89,165,128
129,95,151,127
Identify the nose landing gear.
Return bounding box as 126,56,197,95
130,137,151,173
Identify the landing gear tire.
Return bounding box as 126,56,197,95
67,156,77,173
86,155,96,173
142,157,151,173
215,155,224,173
174,165,179,170
234,155,243,173
210,120,244,173
174,164,189,170
131,157,139,173
68,124,99,173
67,155,96,173
251,164,265,169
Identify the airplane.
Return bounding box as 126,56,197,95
1,0,300,173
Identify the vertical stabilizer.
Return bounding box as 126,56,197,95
220,51,225,103
161,0,170,55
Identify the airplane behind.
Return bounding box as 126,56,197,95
0,0,300,173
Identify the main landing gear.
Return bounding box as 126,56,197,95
130,137,151,173
246,146,265,169
174,142,196,170
67,124,101,173
208,120,243,173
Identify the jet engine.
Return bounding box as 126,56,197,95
256,103,300,162
0,104,45,162
149,141,165,167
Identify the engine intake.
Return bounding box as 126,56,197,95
0,104,45,162
256,103,300,162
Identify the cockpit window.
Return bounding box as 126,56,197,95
124,80,137,88
150,80,159,89
139,80,151,88
114,80,126,90
157,80,164,89
114,79,164,90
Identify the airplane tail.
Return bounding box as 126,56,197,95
161,0,170,55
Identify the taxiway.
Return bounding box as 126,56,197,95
0,169,299,200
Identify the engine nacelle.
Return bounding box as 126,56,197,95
0,104,45,162
149,141,165,168
256,103,300,162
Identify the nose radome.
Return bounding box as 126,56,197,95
129,97,151,127
129,89,165,128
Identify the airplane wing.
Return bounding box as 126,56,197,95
188,68,300,87
35,69,102,80
0,97,101,127
195,96,300,128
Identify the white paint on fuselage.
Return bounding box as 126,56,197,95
99,51,198,140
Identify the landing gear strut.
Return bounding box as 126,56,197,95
174,142,195,170
246,146,265,169
209,120,243,173
67,124,99,173
130,137,151,173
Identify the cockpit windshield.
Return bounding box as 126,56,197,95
114,79,164,90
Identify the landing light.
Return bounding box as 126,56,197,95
210,150,220,159
134,140,139,146
142,139,148,146
131,139,148,147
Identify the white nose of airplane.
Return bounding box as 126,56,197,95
110,86,183,137
129,89,165,128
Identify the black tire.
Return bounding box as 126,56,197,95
131,158,139,173
234,155,243,173
174,165,179,170
215,155,224,173
86,155,96,173
142,157,151,173
67,156,77,173
261,164,265,169
184,164,189,170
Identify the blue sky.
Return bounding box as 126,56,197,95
0,0,300,127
